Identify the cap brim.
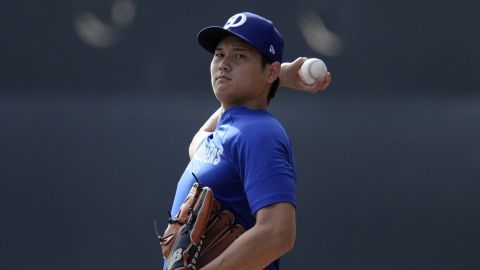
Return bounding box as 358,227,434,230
197,26,251,54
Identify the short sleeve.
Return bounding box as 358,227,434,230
235,124,296,216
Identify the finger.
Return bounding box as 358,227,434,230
308,72,331,92
291,57,308,68
301,82,324,94
321,72,332,89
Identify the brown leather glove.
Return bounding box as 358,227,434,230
158,181,245,270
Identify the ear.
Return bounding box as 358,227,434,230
266,62,281,84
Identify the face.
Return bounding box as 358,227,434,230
210,35,279,109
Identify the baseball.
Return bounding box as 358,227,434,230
299,58,328,85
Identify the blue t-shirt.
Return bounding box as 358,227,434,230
165,106,296,270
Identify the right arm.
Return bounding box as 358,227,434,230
279,57,332,93
188,107,224,159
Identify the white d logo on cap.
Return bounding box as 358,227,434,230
224,13,247,29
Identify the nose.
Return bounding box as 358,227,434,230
218,56,231,71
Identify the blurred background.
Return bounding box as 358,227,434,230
1,0,479,269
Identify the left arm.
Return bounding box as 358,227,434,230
200,202,296,270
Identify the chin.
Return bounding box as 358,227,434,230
213,84,231,96
213,91,228,103
213,91,237,107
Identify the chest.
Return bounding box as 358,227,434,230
186,133,244,202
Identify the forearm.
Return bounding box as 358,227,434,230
201,203,296,270
189,107,224,159
201,225,291,270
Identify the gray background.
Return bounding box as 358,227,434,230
1,1,479,269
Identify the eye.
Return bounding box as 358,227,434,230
214,52,224,58
235,54,244,59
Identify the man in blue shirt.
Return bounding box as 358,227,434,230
166,12,331,270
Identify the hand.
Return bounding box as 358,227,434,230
279,57,332,94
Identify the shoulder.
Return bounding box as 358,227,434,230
219,107,292,157
226,107,289,140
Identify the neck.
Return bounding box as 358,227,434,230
221,98,268,111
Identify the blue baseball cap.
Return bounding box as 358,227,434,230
197,12,284,63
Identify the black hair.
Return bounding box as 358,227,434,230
260,55,280,104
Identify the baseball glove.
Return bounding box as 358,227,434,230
157,178,245,270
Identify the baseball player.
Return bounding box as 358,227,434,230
163,12,331,270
